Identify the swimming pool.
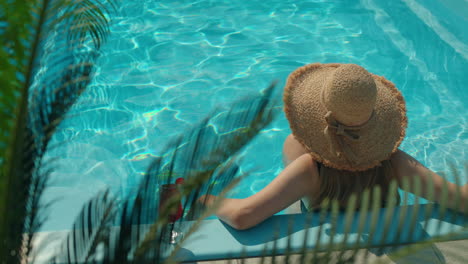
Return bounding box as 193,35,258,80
39,0,467,231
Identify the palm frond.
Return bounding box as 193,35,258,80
0,0,37,167
50,190,116,264
0,0,116,262
47,82,280,263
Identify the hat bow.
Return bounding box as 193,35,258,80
324,111,366,165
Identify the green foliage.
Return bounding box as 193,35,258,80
0,0,116,262
0,1,37,161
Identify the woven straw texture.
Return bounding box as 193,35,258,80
283,63,407,171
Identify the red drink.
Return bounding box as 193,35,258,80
159,178,185,244
159,178,184,222
159,183,183,222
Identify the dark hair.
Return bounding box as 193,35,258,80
315,159,400,209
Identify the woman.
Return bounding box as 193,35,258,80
201,63,468,230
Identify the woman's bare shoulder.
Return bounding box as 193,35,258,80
283,134,309,166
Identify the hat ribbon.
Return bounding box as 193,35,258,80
323,111,365,165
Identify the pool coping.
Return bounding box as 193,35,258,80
177,204,467,262
31,203,467,263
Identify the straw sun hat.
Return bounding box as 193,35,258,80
283,63,407,172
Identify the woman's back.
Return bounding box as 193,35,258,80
284,134,400,211
307,160,400,210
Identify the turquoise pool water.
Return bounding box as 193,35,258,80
40,0,467,230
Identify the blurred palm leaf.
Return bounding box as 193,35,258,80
0,0,115,262
47,82,280,263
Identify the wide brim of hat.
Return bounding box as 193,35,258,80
283,63,407,172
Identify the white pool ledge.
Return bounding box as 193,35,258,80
31,204,468,263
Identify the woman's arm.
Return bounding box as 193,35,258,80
391,150,468,213
201,153,321,230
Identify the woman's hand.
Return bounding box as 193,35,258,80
463,184,468,196
198,194,218,207
185,194,221,221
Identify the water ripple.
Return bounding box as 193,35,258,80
43,0,467,214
